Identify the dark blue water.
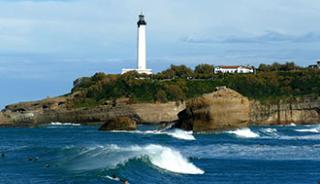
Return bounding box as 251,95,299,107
0,123,320,184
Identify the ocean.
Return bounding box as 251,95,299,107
0,123,319,184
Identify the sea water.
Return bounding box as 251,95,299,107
0,123,320,184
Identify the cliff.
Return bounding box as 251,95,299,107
0,97,184,126
1,87,320,129
250,97,320,125
175,87,320,132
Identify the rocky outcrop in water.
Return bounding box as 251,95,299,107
99,116,137,131
175,87,250,132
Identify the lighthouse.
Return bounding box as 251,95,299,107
122,13,152,75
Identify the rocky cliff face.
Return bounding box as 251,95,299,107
0,97,183,126
250,97,320,125
130,102,185,123
175,88,320,132
175,87,250,132
1,88,320,129
0,113,12,126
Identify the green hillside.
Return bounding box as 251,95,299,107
69,63,320,107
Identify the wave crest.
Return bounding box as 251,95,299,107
66,144,204,175
112,129,196,141
50,122,81,126
227,128,259,138
144,145,204,174
145,129,196,141
295,126,320,133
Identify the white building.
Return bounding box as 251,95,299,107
214,66,254,74
308,60,320,69
122,14,152,75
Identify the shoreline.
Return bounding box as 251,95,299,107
1,87,319,131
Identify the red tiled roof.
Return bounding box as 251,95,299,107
218,66,253,69
218,66,240,69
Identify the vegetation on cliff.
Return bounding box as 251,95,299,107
69,62,320,107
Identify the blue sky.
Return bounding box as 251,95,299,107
1,0,320,108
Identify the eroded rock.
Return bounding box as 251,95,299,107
175,87,250,132
99,117,137,131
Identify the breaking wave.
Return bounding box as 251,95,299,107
165,129,196,140
112,129,196,141
50,122,81,126
259,128,280,138
65,144,204,175
295,128,320,133
144,129,196,141
287,123,297,127
295,125,320,133
227,128,260,138
261,128,277,134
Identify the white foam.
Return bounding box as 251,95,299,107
112,129,196,141
165,129,196,141
50,122,81,126
295,128,320,133
294,124,320,133
144,145,204,174
68,144,204,175
261,128,277,133
227,128,259,138
105,175,121,181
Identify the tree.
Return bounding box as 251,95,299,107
92,72,107,81
271,62,282,71
258,64,271,72
280,62,299,71
155,89,168,102
194,64,214,74
161,65,193,79
164,84,186,101
120,71,140,80
194,64,214,79
258,62,302,72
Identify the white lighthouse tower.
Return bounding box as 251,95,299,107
122,13,152,75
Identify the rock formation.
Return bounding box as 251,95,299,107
130,102,185,123
0,97,183,126
99,116,137,131
1,87,320,130
175,87,250,132
250,97,320,125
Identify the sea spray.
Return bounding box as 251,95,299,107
227,128,259,138
165,129,195,141
112,129,196,141
50,122,81,126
